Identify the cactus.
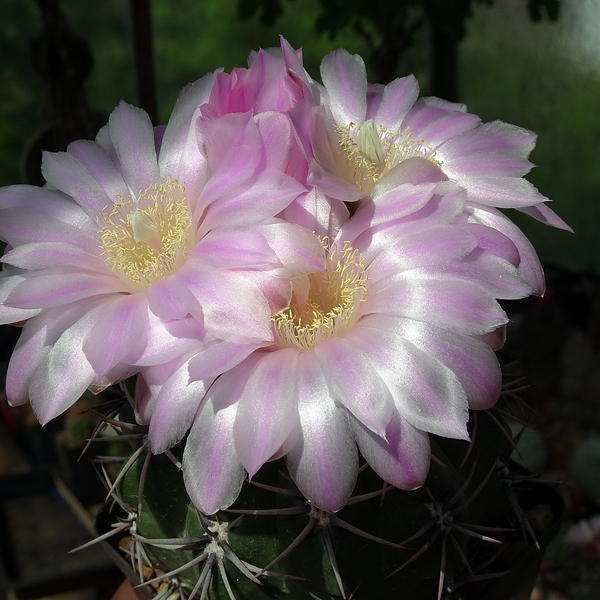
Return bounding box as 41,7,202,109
0,34,569,600
86,387,562,600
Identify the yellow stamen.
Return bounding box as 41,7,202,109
98,178,193,291
273,241,368,350
334,120,440,194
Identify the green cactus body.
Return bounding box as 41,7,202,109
96,405,561,600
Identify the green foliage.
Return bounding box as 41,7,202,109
528,0,560,21
237,0,560,42
313,0,412,40
0,0,43,185
235,0,561,86
238,0,287,26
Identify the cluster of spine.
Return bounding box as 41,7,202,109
81,389,561,600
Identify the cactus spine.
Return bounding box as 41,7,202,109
84,391,562,600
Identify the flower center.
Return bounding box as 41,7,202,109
98,178,193,291
334,119,440,194
273,241,368,350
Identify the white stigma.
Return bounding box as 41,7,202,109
128,210,163,252
358,119,385,166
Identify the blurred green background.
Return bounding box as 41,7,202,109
0,0,596,272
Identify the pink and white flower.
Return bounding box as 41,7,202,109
0,73,322,424
0,37,570,525
200,37,351,241
137,180,533,515
202,36,317,119
299,47,572,295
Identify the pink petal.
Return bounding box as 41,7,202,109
108,101,160,195
304,105,339,162
233,349,300,477
468,204,546,295
134,371,154,425
439,120,536,179
179,265,273,343
439,258,536,300
365,225,477,283
314,336,394,438
402,98,480,147
369,314,502,410
145,273,198,320
0,206,98,253
459,176,547,209
41,149,116,217
195,113,260,207
0,268,42,324
306,159,367,202
135,359,180,423
237,268,292,314
2,242,105,272
481,326,507,352
256,221,325,275
279,36,315,102
461,223,521,267
0,184,97,241
5,307,73,406
378,156,448,189
252,53,303,112
342,323,469,439
373,179,463,224
187,340,259,382
82,293,149,374
362,271,507,335
255,111,297,172
182,390,246,515
342,182,440,248
285,351,358,511
374,74,419,130
95,123,117,159
320,48,367,125
282,188,350,240
188,227,280,270
66,139,131,200
131,313,205,367
366,82,385,118
159,71,218,175
159,74,215,214
182,356,263,514
5,269,127,309
0,304,41,325
27,305,105,423
200,169,305,232
350,410,430,490
518,202,573,231
148,359,213,454
0,184,92,225
91,362,138,394
162,116,208,215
